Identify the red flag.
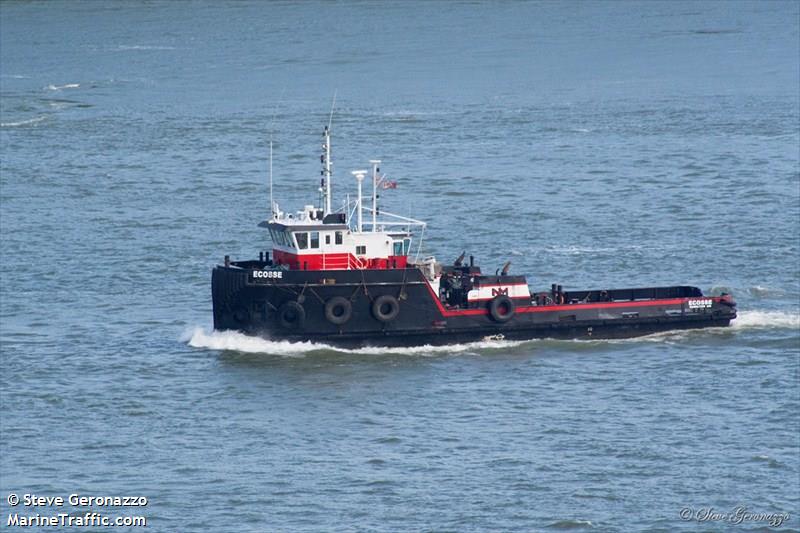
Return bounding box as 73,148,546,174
382,180,397,189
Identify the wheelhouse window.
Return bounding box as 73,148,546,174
310,231,319,249
356,245,366,255
270,228,292,248
325,233,331,245
295,232,308,250
403,238,411,255
393,241,403,256
335,231,343,245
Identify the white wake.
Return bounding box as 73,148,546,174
182,327,524,356
731,310,800,330
183,309,797,356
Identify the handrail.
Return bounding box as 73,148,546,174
348,255,367,270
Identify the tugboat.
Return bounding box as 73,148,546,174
211,124,737,347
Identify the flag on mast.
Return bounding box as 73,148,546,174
377,173,397,189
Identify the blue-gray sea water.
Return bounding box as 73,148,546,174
2,1,799,531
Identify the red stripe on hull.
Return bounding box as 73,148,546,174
467,296,533,302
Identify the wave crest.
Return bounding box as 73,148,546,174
1,116,47,127
748,285,787,298
46,83,80,91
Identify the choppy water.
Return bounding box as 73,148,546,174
2,1,799,531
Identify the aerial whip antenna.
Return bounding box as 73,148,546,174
328,90,337,131
267,87,286,218
269,140,274,218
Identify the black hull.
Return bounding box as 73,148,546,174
211,265,736,348
236,317,732,349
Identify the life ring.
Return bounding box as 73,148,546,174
324,296,352,325
489,295,515,322
277,301,305,329
372,294,400,322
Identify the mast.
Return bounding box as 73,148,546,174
322,126,332,215
321,93,336,215
370,160,381,232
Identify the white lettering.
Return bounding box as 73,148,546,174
24,494,64,506
253,270,282,279
68,494,148,507
688,299,712,309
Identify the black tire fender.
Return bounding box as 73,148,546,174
324,296,352,325
489,295,515,322
372,294,400,322
277,301,306,329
